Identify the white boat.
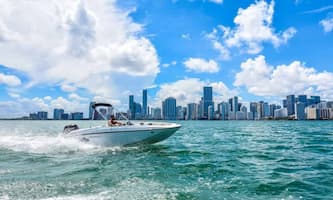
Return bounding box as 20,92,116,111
62,103,181,147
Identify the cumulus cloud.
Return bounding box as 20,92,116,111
183,58,219,73
320,16,333,32
0,73,21,86
234,55,333,99
154,78,238,107
0,0,159,102
206,0,296,57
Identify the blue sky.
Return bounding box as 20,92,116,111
0,0,333,118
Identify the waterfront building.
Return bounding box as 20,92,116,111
29,113,38,120
53,108,64,120
283,99,287,108
129,95,135,120
61,113,69,120
319,108,331,119
228,112,235,120
162,97,177,120
208,105,214,120
203,87,213,119
311,96,321,105
297,95,307,107
89,102,96,120
287,95,296,116
269,104,277,118
247,112,254,120
232,96,239,114
236,111,246,120
135,103,142,119
263,102,270,118
186,103,197,120
219,102,229,120
274,108,288,119
176,106,185,120
250,102,257,119
151,108,162,120
306,106,319,120
240,105,247,114
197,98,204,119
37,111,48,120
228,98,233,112
71,112,83,120
256,101,264,119
142,89,147,118
295,102,306,120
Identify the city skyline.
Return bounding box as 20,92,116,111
4,86,333,120
1,1,333,118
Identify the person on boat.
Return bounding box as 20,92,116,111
108,115,122,126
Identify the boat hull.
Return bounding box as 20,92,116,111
64,123,181,147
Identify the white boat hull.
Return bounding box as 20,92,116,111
64,122,181,147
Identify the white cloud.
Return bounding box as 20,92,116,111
181,33,191,40
61,84,77,92
162,61,177,68
0,73,21,86
320,16,333,32
207,0,296,57
234,55,333,99
0,1,159,103
183,58,219,73
154,78,238,107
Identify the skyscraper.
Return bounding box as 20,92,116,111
186,103,197,120
203,86,213,119
232,96,238,114
129,95,135,120
53,108,64,120
220,102,229,120
142,89,147,118
162,97,177,120
297,95,307,107
295,102,305,120
286,95,296,116
89,102,96,120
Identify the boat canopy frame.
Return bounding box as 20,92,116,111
91,102,131,124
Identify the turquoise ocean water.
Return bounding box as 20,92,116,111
0,120,333,200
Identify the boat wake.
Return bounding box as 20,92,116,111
0,132,127,155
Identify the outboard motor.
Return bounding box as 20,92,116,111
63,124,79,134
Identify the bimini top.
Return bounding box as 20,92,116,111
91,103,112,109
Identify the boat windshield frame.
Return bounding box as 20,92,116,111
91,102,131,124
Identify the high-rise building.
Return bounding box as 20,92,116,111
208,105,214,120
228,98,233,112
71,112,84,120
263,102,270,118
53,108,64,120
219,102,229,120
232,96,238,114
129,95,135,120
250,102,257,118
269,104,277,118
286,95,296,116
151,108,162,120
142,89,147,118
135,102,142,119
89,102,96,120
37,111,48,120
203,86,213,119
297,95,307,107
295,102,305,120
274,108,288,119
311,96,321,105
176,106,185,120
162,97,177,120
186,103,197,120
